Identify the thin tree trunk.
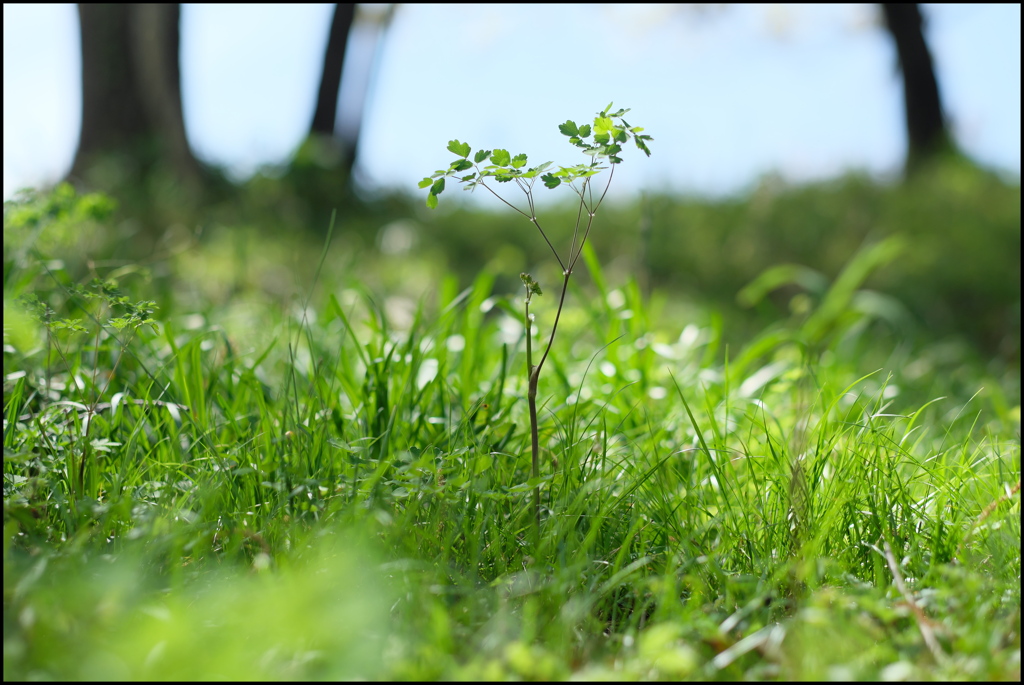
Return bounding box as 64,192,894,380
310,3,357,139
881,3,948,172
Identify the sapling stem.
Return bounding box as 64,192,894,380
422,103,652,546
523,285,541,539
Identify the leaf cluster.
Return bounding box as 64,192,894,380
420,103,652,208
17,277,159,339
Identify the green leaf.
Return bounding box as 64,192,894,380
418,177,434,189
558,120,579,137
522,161,553,178
474,149,492,163
594,116,615,134
450,159,473,172
602,102,614,116
541,174,561,189
635,137,652,156
426,193,438,209
49,319,87,333
447,139,471,158
578,124,592,138
511,153,528,168
491,149,511,166
431,178,445,195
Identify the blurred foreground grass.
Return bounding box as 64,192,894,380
3,161,1020,680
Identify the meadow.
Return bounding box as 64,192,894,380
3,160,1020,680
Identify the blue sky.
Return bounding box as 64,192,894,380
3,4,1020,202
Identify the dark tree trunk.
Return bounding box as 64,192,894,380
311,3,357,138
881,4,948,172
71,4,203,189
308,4,357,175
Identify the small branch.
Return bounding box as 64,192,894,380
533,271,572,382
567,167,613,271
479,181,532,220
883,540,948,665
591,163,616,215
569,211,597,272
524,292,541,540
567,181,588,265
524,182,537,218
530,215,566,272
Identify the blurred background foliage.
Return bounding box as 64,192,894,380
9,148,1017,367
4,4,1018,366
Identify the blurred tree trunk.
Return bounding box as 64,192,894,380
307,3,358,176
311,4,357,140
881,3,948,173
70,4,204,191
306,4,395,182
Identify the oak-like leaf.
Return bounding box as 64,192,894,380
447,139,471,158
491,149,511,166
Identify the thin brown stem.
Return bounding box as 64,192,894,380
528,375,540,540
529,216,566,272
524,292,541,542
567,183,588,265
569,165,615,271
479,181,532,220
533,270,572,383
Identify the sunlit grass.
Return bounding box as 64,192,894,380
3,185,1020,680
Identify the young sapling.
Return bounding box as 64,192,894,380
421,103,652,538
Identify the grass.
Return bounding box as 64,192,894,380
3,182,1020,680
